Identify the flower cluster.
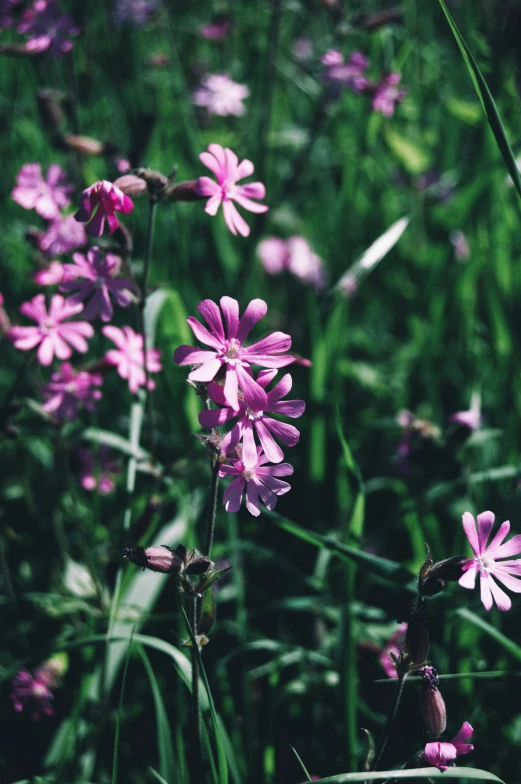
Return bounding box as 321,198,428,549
17,0,79,57
174,297,304,516
257,236,326,290
11,655,66,720
193,74,249,117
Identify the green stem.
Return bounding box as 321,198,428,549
189,596,203,783
138,197,158,421
203,460,220,557
371,670,410,770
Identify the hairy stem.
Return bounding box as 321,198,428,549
203,460,220,558
372,670,410,770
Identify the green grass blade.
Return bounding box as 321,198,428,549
148,768,170,784
290,745,312,782
311,768,504,782
456,607,521,664
111,626,135,784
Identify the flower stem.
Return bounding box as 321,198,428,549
189,595,203,783
204,459,220,558
372,670,410,770
138,196,158,421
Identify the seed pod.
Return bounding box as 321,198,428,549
405,602,430,665
420,683,447,737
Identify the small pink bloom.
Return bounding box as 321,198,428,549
423,722,474,771
195,144,268,237
257,237,290,275
458,511,521,611
18,0,79,57
59,246,134,322
450,230,471,262
193,74,249,117
12,163,73,220
200,369,305,465
116,157,131,173
449,393,481,431
292,37,312,60
102,325,162,393
11,669,54,720
37,214,88,256
322,50,370,92
379,622,407,679
78,445,120,495
372,72,406,117
219,447,293,516
199,18,230,40
173,296,294,410
42,362,102,421
34,260,67,286
320,49,343,67
8,293,93,366
258,236,325,289
75,180,134,237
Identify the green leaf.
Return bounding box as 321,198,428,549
385,129,431,174
456,607,521,663
290,745,312,782
137,645,177,783
81,427,149,461
312,768,504,782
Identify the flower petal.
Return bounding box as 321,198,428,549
488,575,511,611
220,296,239,339
236,364,268,410
476,510,495,554
458,563,478,590
187,314,224,349
462,512,480,558
197,299,225,342
236,298,268,342
188,358,223,383
173,345,217,366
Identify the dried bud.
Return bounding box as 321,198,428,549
132,168,169,198
123,545,183,574
184,556,212,576
405,602,430,666
164,180,205,202
113,174,148,198
419,556,469,597
63,135,104,155
420,672,447,737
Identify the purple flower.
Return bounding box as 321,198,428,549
59,246,134,322
12,163,73,220
37,214,88,256
219,447,293,516
458,511,521,611
78,445,120,495
173,296,294,410
372,72,406,117
195,144,268,237
378,622,407,679
114,0,157,26
200,369,305,464
193,74,249,117
75,180,134,237
8,293,93,366
18,0,79,57
102,325,162,393
258,236,326,289
450,230,470,262
422,722,474,771
34,260,67,286
449,393,481,431
321,50,370,92
11,669,54,720
199,18,230,40
42,362,102,421
292,37,312,60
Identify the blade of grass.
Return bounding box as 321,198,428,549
290,745,312,782
456,607,521,664
111,626,135,784
311,768,504,782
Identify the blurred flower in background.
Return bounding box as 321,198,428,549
371,72,406,116
36,214,88,256
77,445,121,495
12,163,73,220
193,74,249,117
42,362,103,421
102,325,162,393
258,235,325,289
199,17,230,40
18,0,79,56
114,0,157,27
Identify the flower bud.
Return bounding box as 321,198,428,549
113,174,148,198
164,180,206,202
123,545,183,574
63,135,104,155
420,669,446,737
405,602,430,666
419,556,469,597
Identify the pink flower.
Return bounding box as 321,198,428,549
379,622,407,679
8,293,93,366
257,237,289,275
18,0,79,57
78,445,120,494
458,511,521,611
59,246,134,322
173,296,294,410
34,260,67,285
193,74,249,117
423,722,474,771
102,325,162,393
199,18,230,40
258,236,325,289
42,362,102,421
11,669,54,720
372,72,406,117
200,369,305,464
292,37,312,60
322,50,370,92
12,163,73,220
114,0,157,26
195,144,268,237
219,447,293,516
450,230,471,262
449,393,481,431
37,214,88,256
75,180,134,237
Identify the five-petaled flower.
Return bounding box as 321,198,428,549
173,297,294,410
42,362,103,421
59,246,134,322
422,722,474,771
8,293,93,366
195,144,268,237
12,163,74,220
102,325,162,393
37,214,88,256
458,510,521,611
193,74,249,117
75,180,134,237
219,447,293,517
199,370,305,465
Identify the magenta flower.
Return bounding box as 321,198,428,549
199,18,230,40
173,297,294,410
42,362,102,421
322,50,370,92
379,622,407,679
423,722,474,771
372,72,406,117
78,445,120,495
449,393,481,431
102,325,162,393
200,369,305,464
34,260,67,286
258,236,326,289
11,669,54,720
75,180,134,237
450,230,471,262
59,247,134,322
193,74,249,117
18,0,79,57
12,163,73,220
219,447,293,516
37,214,88,256
458,511,521,611
8,294,93,366
195,144,268,237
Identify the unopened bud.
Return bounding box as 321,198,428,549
405,602,430,666
419,556,469,597
123,545,183,574
113,174,148,197
165,180,205,202
419,668,446,736
63,135,104,155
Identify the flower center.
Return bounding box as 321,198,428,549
32,683,48,698
477,555,495,573
245,408,263,421
243,469,256,481
222,338,243,366
41,318,55,334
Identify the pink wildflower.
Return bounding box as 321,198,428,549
379,622,407,678
458,511,521,611
42,362,102,421
449,393,481,431
59,246,133,322
199,369,305,464
75,180,134,237
11,668,54,720
37,214,87,256
114,0,157,26
195,144,268,237
18,0,79,57
292,37,312,60
12,163,73,220
258,236,325,289
450,230,471,262
322,50,370,92
199,18,230,40
193,74,249,117
102,325,162,393
78,445,120,494
219,447,293,516
257,237,289,275
173,296,294,410
423,722,474,771
8,293,93,366
34,260,67,286
372,72,406,117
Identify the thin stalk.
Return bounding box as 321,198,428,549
189,596,203,783
257,0,282,183
138,197,158,424
203,460,220,557
371,670,410,770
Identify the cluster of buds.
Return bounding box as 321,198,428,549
114,167,205,204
